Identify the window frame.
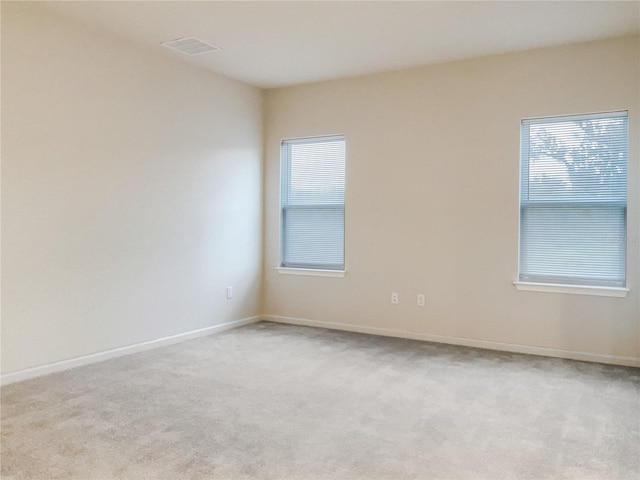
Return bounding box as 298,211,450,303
515,111,629,297
279,134,346,274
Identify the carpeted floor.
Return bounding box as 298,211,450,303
1,321,639,479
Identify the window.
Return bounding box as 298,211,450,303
280,135,345,271
518,111,628,290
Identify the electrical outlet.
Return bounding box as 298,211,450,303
226,286,233,299
391,292,399,304
417,294,425,307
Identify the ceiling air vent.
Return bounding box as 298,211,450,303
161,37,221,56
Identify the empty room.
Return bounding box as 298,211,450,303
1,1,639,479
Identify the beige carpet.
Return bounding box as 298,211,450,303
2,321,639,479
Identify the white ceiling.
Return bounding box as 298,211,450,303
42,1,640,89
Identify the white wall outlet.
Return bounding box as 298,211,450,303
226,286,233,299
391,292,399,304
417,294,425,307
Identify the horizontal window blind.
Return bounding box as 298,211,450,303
281,136,345,270
519,111,628,287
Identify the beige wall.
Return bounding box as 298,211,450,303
264,36,640,362
2,2,638,375
1,3,263,373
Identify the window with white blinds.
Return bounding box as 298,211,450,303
519,111,628,287
280,135,345,270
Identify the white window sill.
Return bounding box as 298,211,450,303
276,267,345,278
513,281,629,298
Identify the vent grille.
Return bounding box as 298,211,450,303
161,37,221,56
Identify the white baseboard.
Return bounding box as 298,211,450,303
0,316,260,386
4,314,636,386
263,315,640,368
